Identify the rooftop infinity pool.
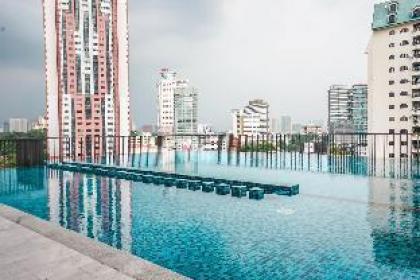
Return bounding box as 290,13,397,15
0,161,418,279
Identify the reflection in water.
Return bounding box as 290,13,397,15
0,168,45,196
48,169,132,251
368,178,420,269
112,150,420,179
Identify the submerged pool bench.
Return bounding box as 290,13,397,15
47,162,300,198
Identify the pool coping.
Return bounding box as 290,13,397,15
0,204,189,280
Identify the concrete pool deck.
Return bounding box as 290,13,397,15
0,205,188,280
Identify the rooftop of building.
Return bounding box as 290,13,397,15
372,0,420,30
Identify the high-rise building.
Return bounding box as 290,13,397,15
157,69,189,134
280,116,292,134
351,85,369,133
232,99,270,137
368,0,420,157
43,0,131,158
328,84,368,134
174,87,198,135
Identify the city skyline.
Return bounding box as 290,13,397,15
0,0,380,130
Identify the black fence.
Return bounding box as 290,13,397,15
2,133,420,178
0,139,45,168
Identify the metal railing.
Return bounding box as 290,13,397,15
2,133,420,178
0,138,45,168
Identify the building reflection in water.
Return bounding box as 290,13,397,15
48,170,132,252
0,168,45,196
368,178,419,269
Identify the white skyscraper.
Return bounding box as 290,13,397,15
368,0,420,158
157,69,199,136
157,69,188,134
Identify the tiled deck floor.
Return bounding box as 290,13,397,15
0,205,186,280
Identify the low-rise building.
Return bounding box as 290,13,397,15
232,99,270,137
5,118,29,133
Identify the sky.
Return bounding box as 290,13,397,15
0,0,380,130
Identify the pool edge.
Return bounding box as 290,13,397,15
0,204,189,280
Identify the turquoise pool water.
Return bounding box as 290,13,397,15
0,161,419,279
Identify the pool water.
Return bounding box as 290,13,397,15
0,164,419,279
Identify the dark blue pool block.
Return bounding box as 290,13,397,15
211,178,227,185
142,175,155,184
227,180,243,186
249,187,265,200
125,172,138,181
216,183,231,195
146,176,160,185
273,184,300,196
231,185,247,198
173,174,188,180
242,182,257,190
68,165,80,172
189,180,202,191
254,183,276,194
201,182,215,193
93,168,107,176
175,179,188,189
132,174,145,182
48,163,60,169
163,177,175,187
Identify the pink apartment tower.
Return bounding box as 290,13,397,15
43,0,131,159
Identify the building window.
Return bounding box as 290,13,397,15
400,53,409,58
400,91,409,96
389,54,395,59
400,79,409,84
389,92,395,97
400,104,409,109
389,67,395,73
389,129,395,134
389,14,396,24
400,116,409,121
389,117,395,122
389,80,395,85
400,27,409,33
389,30,396,35
401,129,409,134
401,40,410,46
400,66,409,71
389,105,395,109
